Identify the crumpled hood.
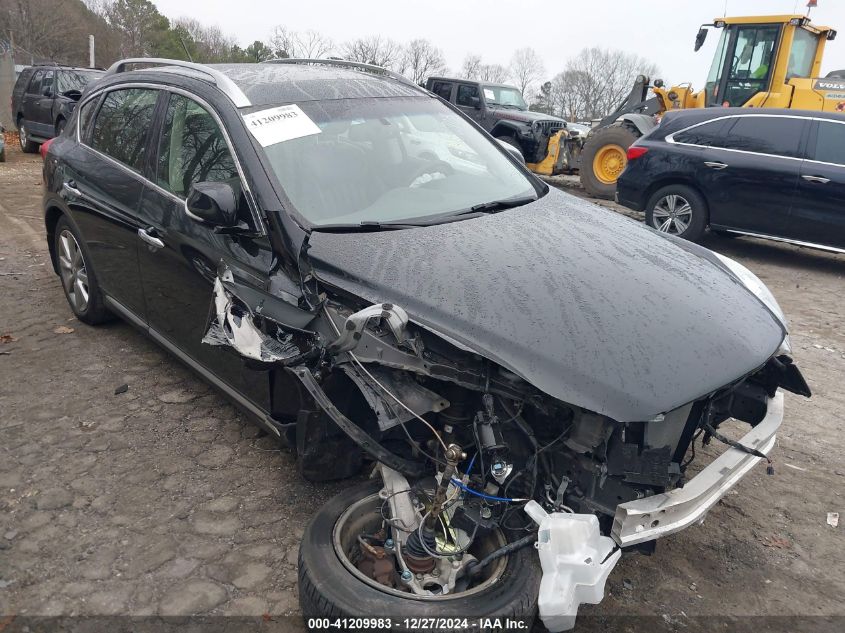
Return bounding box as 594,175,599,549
307,188,785,421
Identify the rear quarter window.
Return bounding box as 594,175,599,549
671,119,731,146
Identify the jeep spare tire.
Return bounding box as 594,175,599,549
298,480,542,630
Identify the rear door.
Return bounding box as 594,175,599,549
21,69,45,135
788,119,845,250
32,70,56,135
61,87,161,318
429,80,454,103
697,114,806,236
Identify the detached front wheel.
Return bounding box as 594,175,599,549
298,481,541,630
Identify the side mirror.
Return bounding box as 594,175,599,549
186,181,239,227
470,96,481,109
695,27,709,52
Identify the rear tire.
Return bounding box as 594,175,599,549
580,123,640,199
18,120,39,153
645,184,708,242
298,480,542,630
54,216,112,325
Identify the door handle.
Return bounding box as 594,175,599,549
138,227,165,249
62,181,83,198
704,161,728,170
801,175,830,184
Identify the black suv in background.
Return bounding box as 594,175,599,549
617,108,845,253
12,64,103,152
425,76,568,163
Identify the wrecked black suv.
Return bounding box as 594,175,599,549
43,58,810,630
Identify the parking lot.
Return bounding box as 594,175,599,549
1,141,843,628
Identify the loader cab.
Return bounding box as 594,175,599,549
700,16,832,108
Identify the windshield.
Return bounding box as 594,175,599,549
258,97,537,227
482,86,527,110
58,70,102,93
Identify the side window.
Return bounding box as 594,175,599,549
811,121,845,165
27,70,44,95
717,116,805,157
90,88,159,172
156,93,238,198
42,70,54,96
431,81,453,100
456,84,480,107
672,119,730,146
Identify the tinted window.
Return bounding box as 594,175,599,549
27,70,44,95
156,93,237,197
42,70,54,95
672,119,730,146
456,84,479,107
90,89,158,172
812,121,845,165
431,81,453,100
717,116,804,157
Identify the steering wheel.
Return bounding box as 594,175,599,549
408,159,455,186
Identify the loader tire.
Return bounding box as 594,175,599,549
580,123,640,199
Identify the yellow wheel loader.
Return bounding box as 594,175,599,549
577,14,839,198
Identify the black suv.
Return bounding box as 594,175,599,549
12,64,103,152
617,108,845,253
42,58,807,627
425,76,567,163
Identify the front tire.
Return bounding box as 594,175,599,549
298,481,542,630
54,216,112,325
645,184,708,242
579,123,640,199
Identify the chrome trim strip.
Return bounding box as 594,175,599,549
718,228,845,254
104,294,280,437
105,58,252,108
611,391,784,547
74,82,265,236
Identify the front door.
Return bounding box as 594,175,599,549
788,119,845,250
136,90,274,410
455,83,484,125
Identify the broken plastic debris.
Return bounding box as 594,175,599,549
114,384,129,395
828,512,840,528
53,326,74,334
524,500,621,632
202,277,301,363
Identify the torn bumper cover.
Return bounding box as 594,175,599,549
611,391,784,547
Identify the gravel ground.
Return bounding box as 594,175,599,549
1,145,843,631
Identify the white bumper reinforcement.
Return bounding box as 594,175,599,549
611,390,784,547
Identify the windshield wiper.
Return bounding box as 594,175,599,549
468,194,538,214
309,220,430,233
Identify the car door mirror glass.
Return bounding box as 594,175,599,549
186,181,239,227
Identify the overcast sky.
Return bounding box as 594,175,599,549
152,0,845,85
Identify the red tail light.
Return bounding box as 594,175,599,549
626,146,648,160
40,138,55,160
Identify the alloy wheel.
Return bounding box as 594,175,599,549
18,125,27,149
58,229,89,313
651,194,693,235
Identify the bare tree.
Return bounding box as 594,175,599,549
1,0,89,63
173,16,237,62
461,53,482,79
401,38,446,84
509,47,545,96
553,47,659,120
341,35,403,70
478,63,509,83
269,26,333,59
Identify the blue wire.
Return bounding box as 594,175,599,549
465,453,477,475
450,478,520,503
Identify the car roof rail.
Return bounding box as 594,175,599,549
262,58,424,92
104,58,252,108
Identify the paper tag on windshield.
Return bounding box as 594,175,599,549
483,88,495,100
243,104,321,146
